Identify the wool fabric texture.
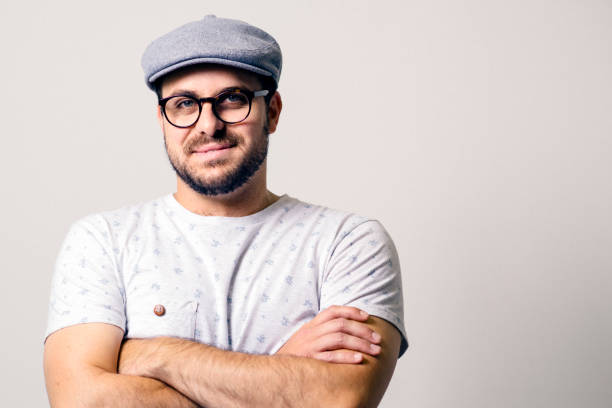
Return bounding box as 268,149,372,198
141,15,282,90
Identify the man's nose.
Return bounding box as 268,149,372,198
194,102,225,135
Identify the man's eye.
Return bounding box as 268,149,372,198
218,92,248,106
175,98,196,109
167,97,197,111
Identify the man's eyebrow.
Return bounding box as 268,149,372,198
216,86,252,93
165,85,253,99
165,89,199,98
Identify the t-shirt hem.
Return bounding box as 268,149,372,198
347,303,408,358
44,319,126,343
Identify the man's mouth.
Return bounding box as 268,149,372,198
189,142,237,161
192,142,235,154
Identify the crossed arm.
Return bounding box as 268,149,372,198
44,306,401,408
44,323,197,408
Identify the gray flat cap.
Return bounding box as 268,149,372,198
141,15,282,91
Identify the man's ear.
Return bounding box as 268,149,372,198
266,91,282,134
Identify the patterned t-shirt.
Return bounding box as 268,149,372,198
45,194,408,357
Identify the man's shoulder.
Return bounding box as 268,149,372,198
283,195,366,220
283,195,386,239
68,195,170,235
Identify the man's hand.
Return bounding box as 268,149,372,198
276,305,382,363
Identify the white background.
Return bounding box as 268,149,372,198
1,0,611,407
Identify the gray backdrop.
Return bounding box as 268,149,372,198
1,0,611,407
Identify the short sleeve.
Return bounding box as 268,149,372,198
44,216,127,341
321,220,408,357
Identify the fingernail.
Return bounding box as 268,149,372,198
354,353,362,362
370,344,381,353
371,332,381,342
360,310,369,318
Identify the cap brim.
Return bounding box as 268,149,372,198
147,57,273,90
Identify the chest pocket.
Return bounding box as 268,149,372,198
125,290,198,341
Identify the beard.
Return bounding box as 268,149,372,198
164,123,269,196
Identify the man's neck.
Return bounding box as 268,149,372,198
173,173,279,217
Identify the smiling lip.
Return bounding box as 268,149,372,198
192,143,235,154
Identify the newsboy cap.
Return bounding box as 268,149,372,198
141,15,282,91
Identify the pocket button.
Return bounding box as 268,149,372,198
153,304,166,316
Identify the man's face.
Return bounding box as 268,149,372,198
158,65,278,196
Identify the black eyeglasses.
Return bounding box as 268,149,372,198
159,88,269,128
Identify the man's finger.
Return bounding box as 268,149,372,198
314,318,381,344
316,332,381,356
311,305,369,325
313,350,364,364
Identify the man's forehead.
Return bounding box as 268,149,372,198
160,64,262,95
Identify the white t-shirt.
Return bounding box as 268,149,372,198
46,194,408,356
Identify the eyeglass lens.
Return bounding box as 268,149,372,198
164,91,251,127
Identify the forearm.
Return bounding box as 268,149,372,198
49,366,198,408
94,370,199,408
44,323,201,408
117,314,401,408
148,338,363,408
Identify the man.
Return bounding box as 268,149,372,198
44,15,407,407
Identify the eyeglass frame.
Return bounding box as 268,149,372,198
158,88,270,128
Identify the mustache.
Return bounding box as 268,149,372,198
183,128,242,154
